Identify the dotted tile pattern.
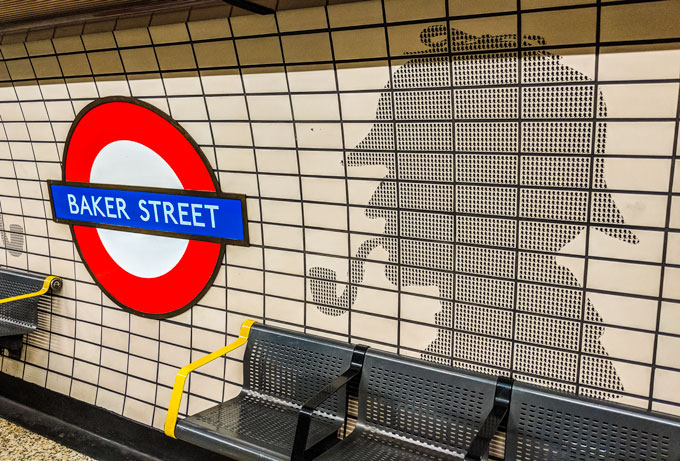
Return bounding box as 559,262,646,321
0,0,679,432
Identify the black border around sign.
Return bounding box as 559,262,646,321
57,95,248,319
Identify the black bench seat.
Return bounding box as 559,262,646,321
506,381,680,460
176,392,340,460
316,349,508,461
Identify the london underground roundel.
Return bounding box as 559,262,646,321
48,97,248,318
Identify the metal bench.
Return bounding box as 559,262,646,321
166,321,680,460
505,381,680,460
0,268,62,358
165,321,367,460
315,349,510,461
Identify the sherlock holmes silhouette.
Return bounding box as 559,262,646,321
309,26,638,396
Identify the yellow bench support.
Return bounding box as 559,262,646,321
165,319,256,438
0,275,58,304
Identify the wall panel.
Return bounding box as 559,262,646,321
0,0,679,431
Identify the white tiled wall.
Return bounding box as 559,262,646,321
0,0,679,431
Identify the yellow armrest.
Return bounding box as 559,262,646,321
0,275,58,304
164,319,256,438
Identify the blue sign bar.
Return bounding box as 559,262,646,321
50,183,246,243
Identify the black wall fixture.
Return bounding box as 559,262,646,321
222,0,274,15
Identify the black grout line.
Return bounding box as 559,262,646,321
3,71,680,93
4,136,680,161
0,43,36,381
103,18,138,423
1,150,679,165
2,76,680,105
2,152,679,166
11,337,680,417
4,216,680,280
19,29,70,396
272,12,311,339
5,284,677,416
575,0,603,397
3,115,680,124
323,3,352,343
227,15,267,332
184,18,232,413
16,316,680,405
646,57,680,410
126,14,169,425
446,0,456,367
69,25,104,410
21,309,678,388
36,272,680,340
380,0,402,356
510,0,522,381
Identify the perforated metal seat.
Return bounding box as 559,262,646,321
505,382,680,460
316,349,501,461
316,429,455,460
177,392,340,460
175,324,358,460
0,268,61,362
0,269,57,337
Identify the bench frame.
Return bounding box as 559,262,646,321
291,344,368,461
465,376,513,461
164,319,255,439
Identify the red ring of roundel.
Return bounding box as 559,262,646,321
64,100,222,317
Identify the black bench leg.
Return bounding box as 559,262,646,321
465,376,513,461
0,335,24,360
291,345,368,461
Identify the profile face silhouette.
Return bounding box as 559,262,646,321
310,27,637,394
